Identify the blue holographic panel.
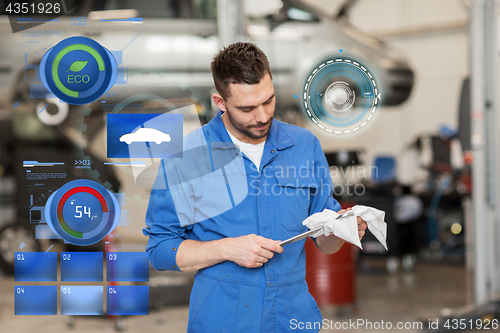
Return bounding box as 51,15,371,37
61,286,103,315
106,286,149,315
15,286,57,315
107,252,149,281
15,252,57,281
61,252,103,281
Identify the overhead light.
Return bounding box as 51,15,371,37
88,9,139,21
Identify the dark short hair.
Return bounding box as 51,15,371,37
211,42,272,100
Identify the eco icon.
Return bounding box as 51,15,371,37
67,61,88,72
40,36,117,105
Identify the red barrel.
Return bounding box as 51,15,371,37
305,238,356,305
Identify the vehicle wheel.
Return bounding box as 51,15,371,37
65,315,76,328
0,222,40,275
114,316,127,332
402,254,416,272
386,256,399,275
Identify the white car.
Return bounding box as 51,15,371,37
119,128,171,145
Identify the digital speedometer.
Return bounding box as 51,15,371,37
45,179,120,246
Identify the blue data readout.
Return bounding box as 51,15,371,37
61,252,103,281
107,252,149,281
15,252,57,281
107,286,149,315
61,286,103,315
15,286,57,315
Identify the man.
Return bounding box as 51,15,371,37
144,42,367,332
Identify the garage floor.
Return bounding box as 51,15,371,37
0,258,470,333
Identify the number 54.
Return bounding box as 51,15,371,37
75,206,91,218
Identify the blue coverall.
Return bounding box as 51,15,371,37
144,110,341,332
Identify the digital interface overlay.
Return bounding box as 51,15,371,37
0,1,389,321
44,179,120,246
39,36,118,105
299,54,382,137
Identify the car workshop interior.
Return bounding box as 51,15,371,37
1,0,499,332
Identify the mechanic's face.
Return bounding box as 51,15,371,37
213,73,275,144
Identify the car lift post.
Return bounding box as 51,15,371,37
420,1,500,332
470,0,500,304
216,0,245,47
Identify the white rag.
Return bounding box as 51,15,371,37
302,205,388,250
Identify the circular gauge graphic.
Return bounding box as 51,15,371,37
299,55,382,137
40,36,117,105
45,179,120,246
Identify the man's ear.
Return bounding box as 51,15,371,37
212,93,227,112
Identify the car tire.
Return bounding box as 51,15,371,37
0,222,40,275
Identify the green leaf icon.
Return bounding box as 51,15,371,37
67,61,88,72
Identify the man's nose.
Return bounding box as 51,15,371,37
255,105,269,124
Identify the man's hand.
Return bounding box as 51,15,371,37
316,208,368,254
221,234,284,268
342,208,368,241
175,235,283,272
357,216,368,240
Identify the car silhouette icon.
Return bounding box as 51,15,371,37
119,128,171,145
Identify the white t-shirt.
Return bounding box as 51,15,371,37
226,129,265,172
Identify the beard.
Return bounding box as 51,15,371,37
225,109,273,140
